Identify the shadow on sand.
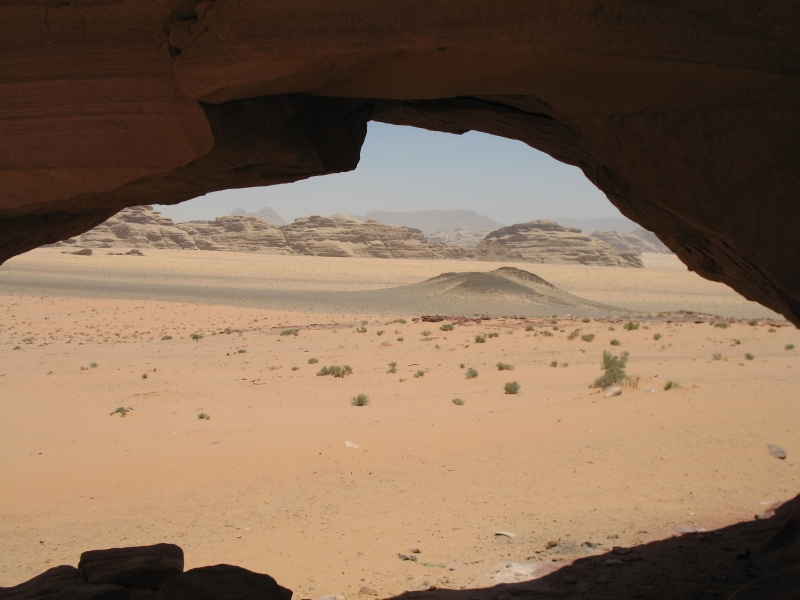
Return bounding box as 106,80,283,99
389,495,800,600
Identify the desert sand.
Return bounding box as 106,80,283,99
0,249,797,597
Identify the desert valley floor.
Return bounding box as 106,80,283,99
0,249,798,597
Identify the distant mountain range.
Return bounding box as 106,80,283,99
230,206,287,226
357,210,505,236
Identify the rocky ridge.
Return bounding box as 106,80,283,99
230,206,287,226
591,229,672,254
473,220,644,267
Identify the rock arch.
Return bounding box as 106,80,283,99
0,1,798,324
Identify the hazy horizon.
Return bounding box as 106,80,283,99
156,122,626,225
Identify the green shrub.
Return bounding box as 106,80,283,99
452,398,465,406
714,322,729,329
291,366,299,371
460,363,465,368
397,336,404,342
663,381,677,391
734,339,741,345
141,373,148,379
387,361,397,374
308,357,319,364
90,362,98,368
466,368,478,379
769,328,776,333
525,325,534,331
487,332,499,338
581,333,595,342
421,330,431,337
496,362,514,371
653,333,662,341
317,365,353,378
190,333,202,340
351,394,370,406
504,381,520,394
280,328,299,336
593,351,629,388
198,412,210,420
745,353,755,360
567,329,581,341
389,318,407,324
560,362,569,367
608,326,616,331
787,344,795,350
110,406,130,417
440,323,454,331
413,370,425,378
540,330,553,337
376,330,385,336
356,326,367,333
713,353,722,360
161,335,172,341
550,360,558,367
624,322,640,331
582,317,591,323
610,339,621,346
748,319,759,326
474,335,486,343
237,349,246,353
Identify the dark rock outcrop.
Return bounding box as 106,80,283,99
1,546,290,600
0,1,798,323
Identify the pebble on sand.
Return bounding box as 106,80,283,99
768,444,787,459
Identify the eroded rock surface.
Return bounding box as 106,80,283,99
591,229,673,255
473,221,643,267
428,230,489,248
0,1,798,323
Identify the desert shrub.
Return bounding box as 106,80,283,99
525,325,534,331
540,330,553,337
291,366,299,371
413,370,425,378
567,329,582,341
608,326,616,331
561,362,569,367
787,344,795,350
552,326,559,331
714,322,729,329
161,335,172,341
582,317,591,323
389,318,407,324
745,353,755,360
488,332,499,338
459,363,465,368
748,319,759,326
90,362,98,368
12,345,20,350
110,406,130,417
466,368,478,379
593,350,629,388
610,339,621,346
280,328,299,336
713,353,723,360
452,398,465,406
550,360,558,367
397,336,404,342
421,330,431,337
663,381,677,391
190,333,202,340
504,381,520,394
581,333,596,342
197,412,210,420
356,326,367,333
474,335,486,343
769,328,776,333
734,339,741,345
351,394,370,406
624,322,640,331
361,320,368,325
496,362,514,371
377,330,385,336
141,373,148,379
317,365,353,378
653,333,662,341
308,357,319,364
237,349,246,353
440,323,454,331
387,361,397,374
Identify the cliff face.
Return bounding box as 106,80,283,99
473,220,643,267
591,229,673,255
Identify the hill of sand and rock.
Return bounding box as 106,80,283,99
50,207,668,267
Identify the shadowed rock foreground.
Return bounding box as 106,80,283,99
3,494,800,600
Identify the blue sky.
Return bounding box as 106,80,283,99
156,122,623,225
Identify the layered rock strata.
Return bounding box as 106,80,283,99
591,229,673,255
473,220,643,267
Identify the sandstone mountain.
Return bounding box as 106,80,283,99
361,210,504,236
230,206,287,226
553,216,640,235
473,220,643,267
591,229,672,254
428,229,489,248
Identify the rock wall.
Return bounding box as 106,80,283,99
591,229,673,255
0,1,798,323
473,220,644,267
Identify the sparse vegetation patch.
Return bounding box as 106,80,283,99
664,381,677,391
581,333,595,342
198,412,211,420
496,362,514,371
280,328,299,336
387,362,397,374
161,335,172,341
567,329,581,341
351,394,370,406
110,406,132,417
624,322,640,331
474,335,486,343
308,357,319,364
745,353,755,360
593,351,629,389
317,365,353,378
610,339,621,346
440,323,454,331
452,398,465,406
653,333,662,341
466,368,478,379
504,381,520,394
